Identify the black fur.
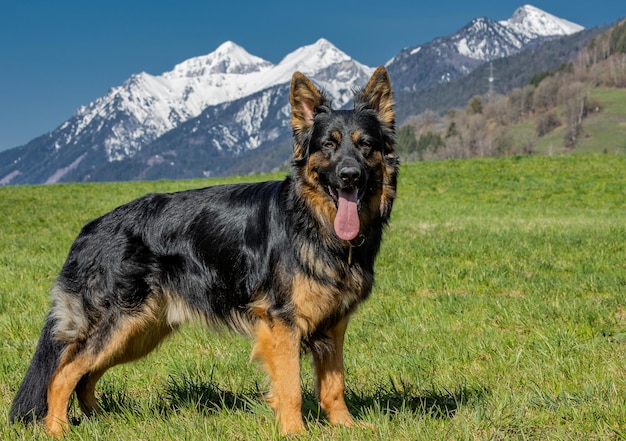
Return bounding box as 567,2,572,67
10,315,65,422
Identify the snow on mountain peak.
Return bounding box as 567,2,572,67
500,4,584,39
61,38,374,162
163,41,272,78
276,38,353,73
273,38,374,106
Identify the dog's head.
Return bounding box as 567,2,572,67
290,67,398,242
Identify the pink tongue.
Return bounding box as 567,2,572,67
334,189,360,241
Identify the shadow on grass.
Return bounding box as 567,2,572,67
93,372,488,425
163,373,260,415
344,381,488,420
93,374,259,419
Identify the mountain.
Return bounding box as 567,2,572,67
500,4,584,39
0,39,373,185
385,4,584,92
85,84,295,181
393,26,605,123
0,5,585,185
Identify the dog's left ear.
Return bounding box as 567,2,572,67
362,66,395,129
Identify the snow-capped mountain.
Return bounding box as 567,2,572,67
386,4,584,91
0,5,585,185
0,39,373,185
60,38,371,164
86,84,295,181
500,4,584,40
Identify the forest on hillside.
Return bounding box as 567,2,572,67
397,20,626,160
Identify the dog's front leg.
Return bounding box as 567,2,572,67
252,318,305,435
312,316,355,427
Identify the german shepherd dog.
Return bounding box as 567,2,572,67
10,66,398,436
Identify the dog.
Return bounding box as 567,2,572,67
10,66,398,436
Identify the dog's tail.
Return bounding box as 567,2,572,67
10,313,66,423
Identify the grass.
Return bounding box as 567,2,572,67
1,154,625,440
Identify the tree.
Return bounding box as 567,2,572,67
396,125,418,156
507,85,535,122
536,111,561,137
529,71,551,87
467,96,483,115
610,20,626,54
415,132,444,160
559,81,588,148
532,75,560,111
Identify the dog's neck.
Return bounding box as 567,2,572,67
347,234,366,265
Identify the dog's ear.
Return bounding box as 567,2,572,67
362,66,394,129
290,72,326,161
290,72,325,132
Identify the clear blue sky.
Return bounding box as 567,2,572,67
0,1,622,151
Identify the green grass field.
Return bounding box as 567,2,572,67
1,154,625,440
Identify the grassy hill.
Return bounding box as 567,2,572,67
400,85,626,161
536,87,626,155
1,155,625,440
498,87,626,156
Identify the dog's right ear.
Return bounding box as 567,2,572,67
290,72,324,132
290,72,326,161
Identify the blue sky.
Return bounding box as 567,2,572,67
0,1,622,151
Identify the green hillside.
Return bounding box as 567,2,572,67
1,155,625,440
513,87,626,155
577,88,626,154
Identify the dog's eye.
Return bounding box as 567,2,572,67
323,141,337,150
357,140,372,155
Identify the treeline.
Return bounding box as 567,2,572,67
397,20,626,160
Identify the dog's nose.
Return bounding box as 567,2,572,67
339,166,361,187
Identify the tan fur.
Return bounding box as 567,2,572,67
296,241,337,281
291,273,362,336
250,319,305,435
350,131,362,144
330,130,342,144
46,353,92,437
364,150,394,225
75,369,105,417
291,151,339,243
312,316,354,425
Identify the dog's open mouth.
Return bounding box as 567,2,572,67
328,186,362,241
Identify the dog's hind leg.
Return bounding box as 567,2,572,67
46,300,173,437
75,369,105,417
45,347,95,437
312,316,356,427
251,318,305,435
